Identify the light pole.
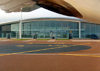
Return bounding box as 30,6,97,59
19,8,23,39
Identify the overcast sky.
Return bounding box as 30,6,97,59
0,8,77,23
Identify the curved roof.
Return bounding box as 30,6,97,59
0,17,86,25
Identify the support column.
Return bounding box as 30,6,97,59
19,8,22,39
79,21,81,39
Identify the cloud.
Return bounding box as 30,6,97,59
0,8,77,23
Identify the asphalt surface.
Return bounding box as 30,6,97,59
0,43,91,54
0,39,100,71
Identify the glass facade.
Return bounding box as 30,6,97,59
21,21,79,39
81,22,100,39
0,19,100,39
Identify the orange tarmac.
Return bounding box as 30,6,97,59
0,39,100,71
0,55,100,71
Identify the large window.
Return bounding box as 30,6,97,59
21,21,79,38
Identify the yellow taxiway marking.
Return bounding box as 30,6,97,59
27,42,33,44
59,54,100,58
16,45,24,47
0,45,99,58
0,45,75,57
48,45,52,46
0,54,12,56
0,53,100,58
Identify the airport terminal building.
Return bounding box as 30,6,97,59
0,18,100,39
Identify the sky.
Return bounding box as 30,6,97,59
0,7,78,23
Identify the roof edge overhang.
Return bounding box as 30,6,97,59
0,17,87,26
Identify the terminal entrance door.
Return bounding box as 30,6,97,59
69,30,73,39
32,31,39,39
65,30,73,39
6,33,11,39
1,32,11,39
50,31,56,39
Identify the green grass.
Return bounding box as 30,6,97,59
37,39,50,40
14,39,31,41
37,38,69,40
56,38,69,40
4,38,69,41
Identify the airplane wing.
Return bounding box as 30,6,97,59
0,0,84,18
0,0,40,12
35,0,100,24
